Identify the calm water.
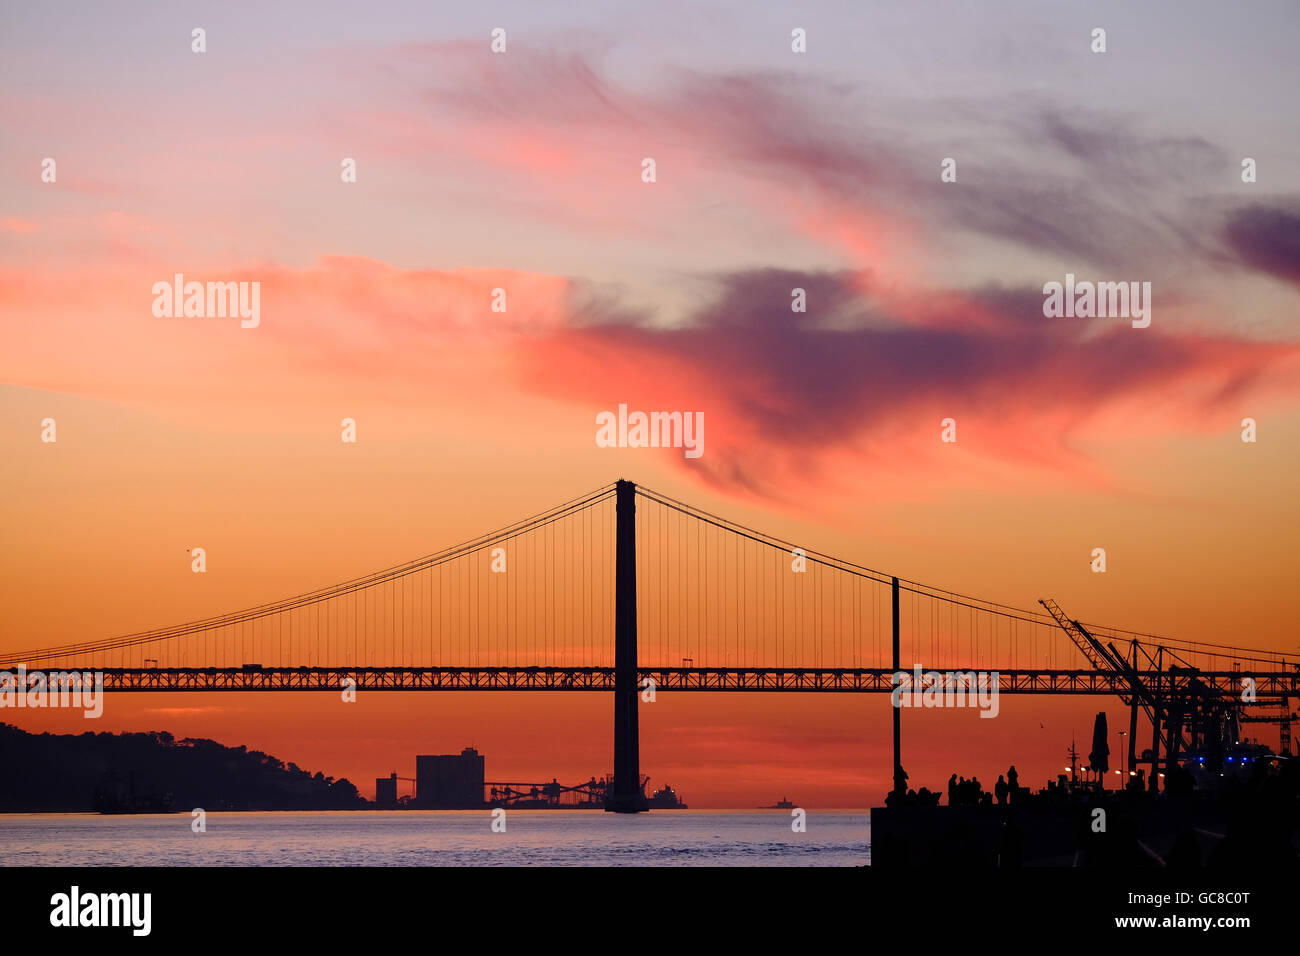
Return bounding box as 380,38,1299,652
0,810,869,866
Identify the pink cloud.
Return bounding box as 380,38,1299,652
4,246,1296,506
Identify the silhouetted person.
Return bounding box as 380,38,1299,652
995,774,1008,806
947,773,958,806
893,764,909,798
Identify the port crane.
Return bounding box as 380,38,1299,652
1239,699,1296,757
381,773,650,808
1040,599,1295,788
486,774,645,808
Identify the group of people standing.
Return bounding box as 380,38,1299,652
947,766,1020,807
885,764,1025,809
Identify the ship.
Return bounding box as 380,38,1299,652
92,771,177,814
94,792,177,814
647,783,688,809
760,796,796,809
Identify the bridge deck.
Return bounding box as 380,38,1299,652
28,665,1300,696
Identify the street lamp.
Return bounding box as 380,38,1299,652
1118,731,1128,782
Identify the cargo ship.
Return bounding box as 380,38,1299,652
647,784,688,809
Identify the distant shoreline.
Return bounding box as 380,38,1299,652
0,806,869,815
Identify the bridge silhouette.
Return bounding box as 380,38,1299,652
6,480,1297,811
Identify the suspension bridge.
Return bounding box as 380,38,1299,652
5,480,1297,811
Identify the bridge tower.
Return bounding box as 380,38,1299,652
607,479,649,812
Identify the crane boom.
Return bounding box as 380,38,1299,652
1038,599,1112,671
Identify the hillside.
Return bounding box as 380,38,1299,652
0,723,366,812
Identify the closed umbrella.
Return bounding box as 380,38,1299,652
1088,711,1110,784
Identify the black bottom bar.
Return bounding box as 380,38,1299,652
4,866,1282,941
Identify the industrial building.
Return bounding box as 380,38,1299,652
374,772,398,808
415,747,485,808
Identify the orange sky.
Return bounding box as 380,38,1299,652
3,7,1299,805
3,381,1298,804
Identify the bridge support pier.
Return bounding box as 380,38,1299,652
607,479,648,813
891,576,904,797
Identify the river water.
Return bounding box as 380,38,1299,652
0,810,869,866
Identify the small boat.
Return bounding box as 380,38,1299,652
94,792,177,814
92,771,178,814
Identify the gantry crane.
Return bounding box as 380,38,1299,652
1038,599,1285,788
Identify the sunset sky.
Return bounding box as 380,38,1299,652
2,1,1299,806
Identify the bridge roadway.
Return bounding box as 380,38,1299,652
46,665,1300,698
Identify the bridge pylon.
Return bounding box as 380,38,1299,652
606,479,649,813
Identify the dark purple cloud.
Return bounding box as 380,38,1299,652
526,268,1297,498
1223,201,1300,285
